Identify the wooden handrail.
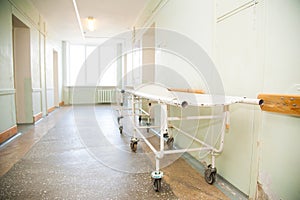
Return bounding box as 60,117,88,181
258,94,300,116
167,88,205,94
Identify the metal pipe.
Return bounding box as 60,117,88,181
164,147,212,155
134,126,157,154
212,155,215,168
132,94,136,138
211,115,227,153
137,125,160,129
239,97,264,105
171,125,214,149
160,104,167,153
167,88,205,94
139,108,150,116
155,158,160,171
168,115,223,121
224,105,230,129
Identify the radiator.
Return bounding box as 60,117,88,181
97,89,116,103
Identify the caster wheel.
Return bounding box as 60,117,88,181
130,142,137,152
146,122,151,133
153,178,161,192
138,115,142,123
117,116,123,124
166,137,174,147
204,165,217,185
119,126,123,134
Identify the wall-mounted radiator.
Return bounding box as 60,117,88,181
97,89,116,103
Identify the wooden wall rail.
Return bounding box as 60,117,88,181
167,88,205,94
258,94,300,117
0,126,17,144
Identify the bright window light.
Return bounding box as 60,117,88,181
68,44,117,86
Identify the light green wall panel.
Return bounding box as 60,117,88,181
154,0,214,55
68,87,98,105
216,0,255,18
0,0,17,131
260,113,300,199
258,0,300,199
47,89,54,108
10,0,39,27
0,94,16,132
0,0,14,89
215,4,264,195
31,28,41,89
32,90,42,115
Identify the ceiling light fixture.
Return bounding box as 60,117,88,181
87,17,95,31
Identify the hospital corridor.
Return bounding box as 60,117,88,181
0,0,299,199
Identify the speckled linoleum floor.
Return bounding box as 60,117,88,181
0,105,236,200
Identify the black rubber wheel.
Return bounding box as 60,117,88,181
166,137,174,147
153,179,161,192
204,169,215,184
119,126,123,134
130,142,137,152
204,165,217,185
138,115,142,122
117,116,123,124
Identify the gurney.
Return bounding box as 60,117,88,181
116,83,263,192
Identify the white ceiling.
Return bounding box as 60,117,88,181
29,0,150,43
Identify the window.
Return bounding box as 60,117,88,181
68,44,118,86
98,61,117,86
69,45,85,85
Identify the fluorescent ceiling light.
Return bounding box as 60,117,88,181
87,17,95,31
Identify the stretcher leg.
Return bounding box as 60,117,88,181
117,90,125,134
205,153,217,184
130,137,139,152
152,157,163,192
150,104,167,192
130,95,139,152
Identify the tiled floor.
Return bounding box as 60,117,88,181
0,105,241,199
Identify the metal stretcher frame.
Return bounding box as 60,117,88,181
116,84,263,192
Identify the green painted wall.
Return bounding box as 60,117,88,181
0,0,63,135
0,0,16,132
258,0,300,199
